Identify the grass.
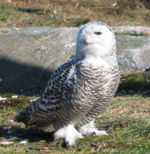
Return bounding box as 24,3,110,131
114,32,149,37
0,94,150,153
118,72,150,95
0,0,150,27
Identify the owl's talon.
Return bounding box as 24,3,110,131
79,121,108,137
64,141,69,147
92,132,96,136
54,124,83,146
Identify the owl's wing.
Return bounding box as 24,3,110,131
14,60,80,127
38,60,80,112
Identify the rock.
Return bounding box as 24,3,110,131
40,147,52,153
0,97,7,101
8,120,14,123
11,95,18,99
0,28,77,95
113,26,150,35
19,139,29,144
116,35,150,74
0,27,150,95
0,141,14,146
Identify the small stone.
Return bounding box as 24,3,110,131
30,98,38,102
12,95,18,99
42,147,49,150
40,147,52,153
0,141,14,146
75,2,79,8
19,139,29,144
7,0,12,3
11,95,18,99
0,97,7,101
9,120,14,123
112,2,117,7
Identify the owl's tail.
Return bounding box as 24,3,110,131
14,99,51,129
14,99,39,128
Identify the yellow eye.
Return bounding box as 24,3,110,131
94,32,102,35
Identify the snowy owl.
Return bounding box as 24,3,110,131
15,21,120,146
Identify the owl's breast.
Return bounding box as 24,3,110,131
78,64,120,102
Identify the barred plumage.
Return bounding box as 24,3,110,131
15,21,120,146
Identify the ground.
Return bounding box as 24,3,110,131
0,94,150,154
0,0,150,27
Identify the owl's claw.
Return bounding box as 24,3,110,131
91,130,108,136
79,121,108,137
54,124,83,146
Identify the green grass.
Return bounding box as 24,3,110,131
0,5,16,20
119,72,150,93
0,94,150,153
0,5,20,27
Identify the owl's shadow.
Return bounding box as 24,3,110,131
0,125,54,143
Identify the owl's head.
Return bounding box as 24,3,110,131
75,21,116,61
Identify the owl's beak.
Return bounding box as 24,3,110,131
84,39,88,44
84,36,92,44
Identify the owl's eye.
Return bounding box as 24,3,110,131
94,32,102,35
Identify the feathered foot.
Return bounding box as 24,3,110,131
54,124,83,146
79,121,108,137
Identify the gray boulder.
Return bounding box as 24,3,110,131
116,35,150,74
0,27,150,95
0,28,77,95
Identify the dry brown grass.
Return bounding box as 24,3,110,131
0,0,150,27
97,96,150,131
